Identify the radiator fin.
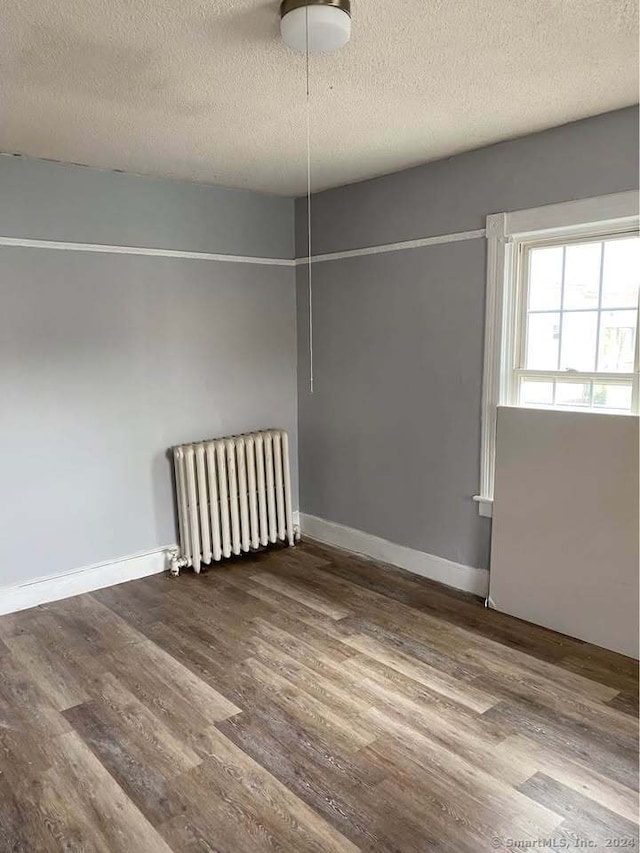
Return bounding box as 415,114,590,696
205,444,222,562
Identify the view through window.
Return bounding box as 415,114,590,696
515,234,639,413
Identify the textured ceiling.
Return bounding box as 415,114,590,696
1,0,638,195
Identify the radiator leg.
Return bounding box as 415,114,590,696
168,548,189,577
293,525,301,544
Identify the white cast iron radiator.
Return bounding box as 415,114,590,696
169,429,295,576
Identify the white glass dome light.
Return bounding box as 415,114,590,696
280,0,351,54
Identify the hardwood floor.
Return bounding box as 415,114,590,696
0,540,637,851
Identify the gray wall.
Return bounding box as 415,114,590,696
0,155,294,258
296,107,639,571
297,242,490,569
296,106,639,254
491,407,639,658
0,157,296,587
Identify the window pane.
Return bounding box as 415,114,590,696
559,311,598,371
593,383,633,411
563,242,601,309
601,238,640,308
520,379,554,406
555,382,592,408
528,246,563,311
526,313,560,369
598,310,637,372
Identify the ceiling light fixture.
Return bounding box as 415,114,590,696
280,0,351,54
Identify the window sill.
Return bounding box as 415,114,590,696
501,403,639,418
472,496,493,518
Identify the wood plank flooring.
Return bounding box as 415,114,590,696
0,540,637,851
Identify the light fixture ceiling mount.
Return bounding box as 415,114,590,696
280,0,351,53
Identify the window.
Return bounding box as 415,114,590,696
475,191,639,517
514,234,639,414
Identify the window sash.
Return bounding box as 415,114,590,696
515,371,636,411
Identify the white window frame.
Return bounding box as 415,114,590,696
474,190,640,518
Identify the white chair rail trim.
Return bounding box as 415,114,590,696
0,226,486,266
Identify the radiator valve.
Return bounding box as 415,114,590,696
167,548,189,577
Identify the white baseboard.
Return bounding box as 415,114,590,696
299,513,489,597
0,513,486,616
0,545,176,616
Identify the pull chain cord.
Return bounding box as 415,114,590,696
305,6,314,394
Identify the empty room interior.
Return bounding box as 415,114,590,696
1,1,640,850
